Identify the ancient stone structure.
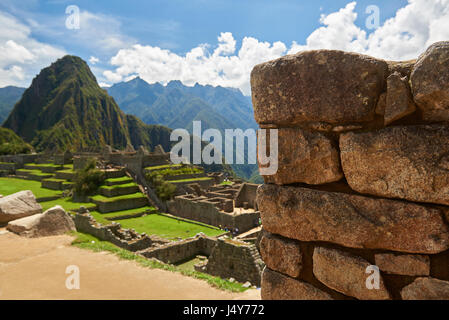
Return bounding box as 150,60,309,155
167,182,260,234
73,212,154,252
252,42,449,300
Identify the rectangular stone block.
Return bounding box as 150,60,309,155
340,124,449,206
259,231,302,278
259,128,342,185
374,253,430,276
261,267,332,300
257,184,449,254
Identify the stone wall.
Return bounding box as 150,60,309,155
252,42,449,300
73,212,153,251
167,195,260,233
204,237,264,286
139,234,216,264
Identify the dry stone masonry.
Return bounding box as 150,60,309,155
252,41,449,300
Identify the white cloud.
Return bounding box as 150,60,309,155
89,56,100,65
103,0,449,95
0,11,66,87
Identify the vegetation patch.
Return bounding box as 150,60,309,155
0,177,62,198
90,192,146,203
73,159,105,196
70,231,247,293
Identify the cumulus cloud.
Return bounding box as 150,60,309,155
0,11,65,87
89,56,100,65
103,0,449,95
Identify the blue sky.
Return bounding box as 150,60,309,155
0,0,448,94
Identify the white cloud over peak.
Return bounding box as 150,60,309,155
0,11,65,87
103,0,449,95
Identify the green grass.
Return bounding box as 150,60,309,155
99,182,138,190
170,177,212,183
40,197,96,212
70,231,247,293
89,207,155,224
220,181,234,186
24,163,66,168
105,176,133,184
0,177,62,198
90,192,146,203
114,213,224,240
16,169,53,177
145,164,182,171
175,257,204,272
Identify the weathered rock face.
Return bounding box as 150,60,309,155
261,128,342,185
0,190,42,224
7,205,75,237
253,43,449,300
401,277,449,300
411,41,449,121
257,184,449,254
261,267,332,300
340,124,449,206
374,253,430,276
313,247,391,300
384,72,416,125
259,232,302,278
251,50,388,126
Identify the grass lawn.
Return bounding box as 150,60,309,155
99,182,138,190
70,231,247,292
115,214,224,240
0,177,62,198
89,207,155,224
40,197,96,212
175,256,204,272
16,169,53,177
145,164,182,171
90,192,146,203
104,176,133,184
170,177,212,183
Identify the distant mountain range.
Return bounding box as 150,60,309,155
2,55,173,153
0,57,260,181
106,77,257,133
107,78,260,181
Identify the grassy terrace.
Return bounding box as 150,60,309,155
145,164,182,171
99,182,138,190
0,177,61,198
106,213,224,240
105,176,134,185
71,231,248,292
170,177,212,183
90,192,146,203
89,207,155,223
16,169,53,177
41,198,96,211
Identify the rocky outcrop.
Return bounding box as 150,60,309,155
258,184,449,254
253,42,449,300
411,41,449,121
0,190,42,224
340,124,449,206
7,205,75,237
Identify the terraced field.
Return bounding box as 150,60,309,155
0,160,223,240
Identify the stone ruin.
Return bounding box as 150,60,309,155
167,182,261,234
252,41,449,300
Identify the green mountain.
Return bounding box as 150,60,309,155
0,86,25,125
107,77,259,180
2,55,172,153
0,127,32,155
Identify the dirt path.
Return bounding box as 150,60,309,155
0,231,260,300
